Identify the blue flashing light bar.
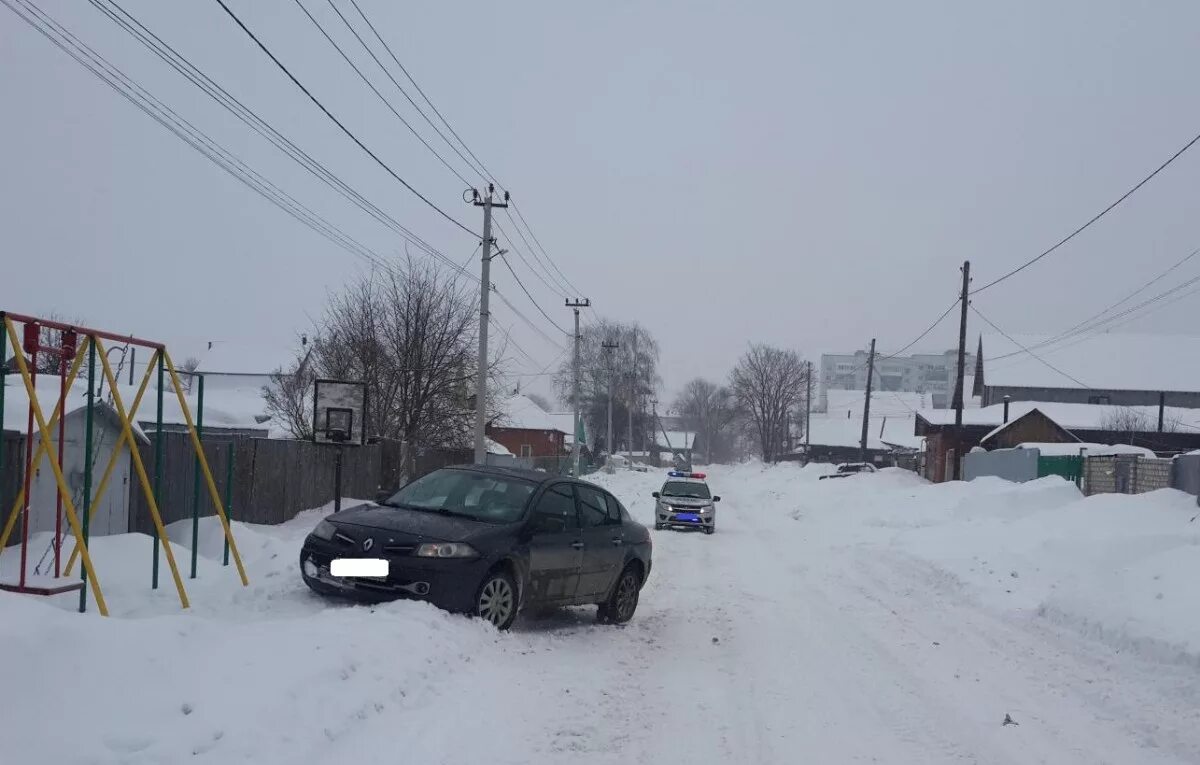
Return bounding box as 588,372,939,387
668,471,707,479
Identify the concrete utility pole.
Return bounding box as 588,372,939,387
565,298,590,475
951,260,970,480
859,339,876,464
471,184,508,465
804,360,813,461
601,339,619,469
628,330,638,460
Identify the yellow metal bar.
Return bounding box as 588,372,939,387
0,335,91,554
94,339,190,609
162,351,249,586
63,350,160,576
2,320,108,615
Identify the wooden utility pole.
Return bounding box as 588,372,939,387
951,260,970,480
859,339,876,463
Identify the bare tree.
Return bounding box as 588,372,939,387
263,343,316,440
674,378,737,463
1099,406,1179,434
552,318,660,454
264,259,494,448
729,344,810,462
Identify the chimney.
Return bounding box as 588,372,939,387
1003,395,1010,423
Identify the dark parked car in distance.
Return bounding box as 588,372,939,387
299,465,652,630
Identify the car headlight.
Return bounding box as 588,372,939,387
312,519,337,541
699,506,713,514
414,542,479,559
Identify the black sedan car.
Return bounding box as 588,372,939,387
299,465,652,630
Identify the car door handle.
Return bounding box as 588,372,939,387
610,537,624,546
570,540,585,550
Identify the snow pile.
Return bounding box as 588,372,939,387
788,470,1200,661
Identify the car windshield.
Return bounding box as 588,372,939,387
661,481,711,499
384,469,535,523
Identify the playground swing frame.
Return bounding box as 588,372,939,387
0,312,249,615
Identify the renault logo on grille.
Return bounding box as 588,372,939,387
362,538,374,552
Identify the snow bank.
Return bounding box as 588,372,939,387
776,468,1200,662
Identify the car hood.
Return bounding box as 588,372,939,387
329,503,493,543
659,496,712,507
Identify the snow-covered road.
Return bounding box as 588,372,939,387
4,463,1200,764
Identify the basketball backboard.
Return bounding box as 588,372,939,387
312,379,367,445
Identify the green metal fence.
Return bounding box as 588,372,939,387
1038,455,1082,486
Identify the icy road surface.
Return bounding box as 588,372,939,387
3,463,1200,764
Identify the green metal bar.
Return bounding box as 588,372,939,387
189,375,204,579
223,440,234,566
79,338,97,613
152,354,164,589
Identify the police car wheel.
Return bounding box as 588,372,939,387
654,522,664,530
704,526,715,535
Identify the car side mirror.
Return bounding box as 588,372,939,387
652,491,660,499
374,489,393,505
713,496,721,502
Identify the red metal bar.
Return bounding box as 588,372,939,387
1,311,165,350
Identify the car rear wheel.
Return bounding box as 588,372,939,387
598,564,641,625
475,570,518,631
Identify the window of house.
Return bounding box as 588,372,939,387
1088,395,1110,405
520,444,533,458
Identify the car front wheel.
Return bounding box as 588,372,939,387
598,564,641,625
475,570,518,631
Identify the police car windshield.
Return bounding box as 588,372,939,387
662,481,711,499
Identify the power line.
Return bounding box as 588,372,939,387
324,0,487,184
510,200,585,296
971,129,1200,295
496,255,571,338
212,0,478,237
5,0,396,275
986,271,1200,363
344,0,497,184
971,304,1092,389
500,208,572,296
87,0,472,279
493,220,568,299
289,0,476,187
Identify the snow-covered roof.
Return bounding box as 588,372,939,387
1014,442,1156,458
493,394,567,434
2,379,150,443
546,412,579,445
918,400,1200,432
981,332,1200,393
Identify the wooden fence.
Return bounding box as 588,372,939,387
130,432,385,532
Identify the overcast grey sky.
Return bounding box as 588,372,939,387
3,0,1199,403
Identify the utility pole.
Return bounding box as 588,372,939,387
951,260,970,480
804,360,813,461
601,338,619,469
565,298,590,475
628,330,638,460
859,339,876,463
471,184,508,465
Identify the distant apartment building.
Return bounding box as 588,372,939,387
820,349,975,394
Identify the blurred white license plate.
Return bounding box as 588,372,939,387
330,558,389,578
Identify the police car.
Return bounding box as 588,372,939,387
652,471,721,534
